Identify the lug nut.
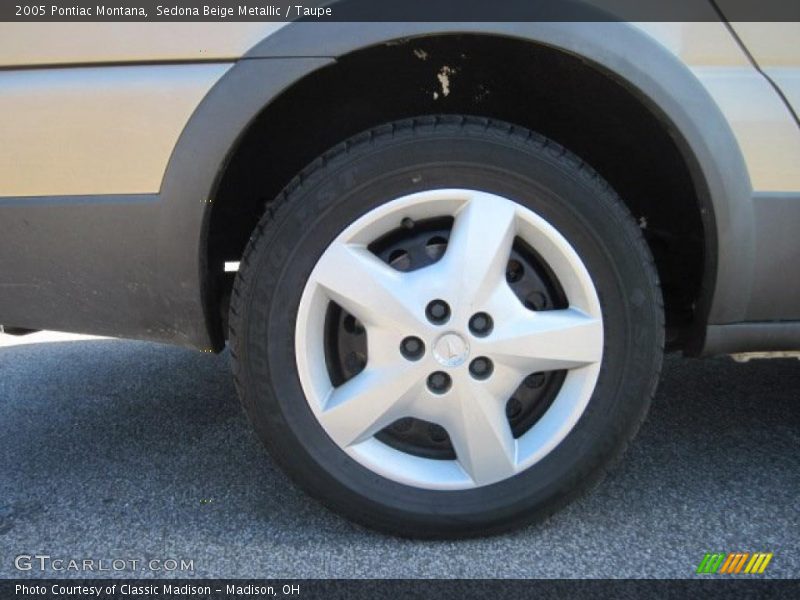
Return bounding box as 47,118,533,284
506,397,523,419
426,299,451,324
428,424,448,442
469,356,494,380
468,312,493,337
343,314,365,335
345,351,367,373
427,371,452,394
525,291,548,311
400,336,425,361
525,372,546,388
506,259,524,283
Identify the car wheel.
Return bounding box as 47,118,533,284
229,116,663,538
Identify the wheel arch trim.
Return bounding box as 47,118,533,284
159,22,754,349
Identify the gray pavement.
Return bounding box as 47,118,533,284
0,333,798,579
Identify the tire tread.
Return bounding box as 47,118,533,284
229,116,664,538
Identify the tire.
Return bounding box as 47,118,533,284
230,116,663,538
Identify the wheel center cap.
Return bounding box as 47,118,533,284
433,332,470,367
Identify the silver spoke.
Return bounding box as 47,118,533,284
486,308,603,373
311,242,422,332
440,193,517,307
445,379,517,485
319,366,422,448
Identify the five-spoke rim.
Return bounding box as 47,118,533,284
295,189,603,490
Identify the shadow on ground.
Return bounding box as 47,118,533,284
0,339,797,578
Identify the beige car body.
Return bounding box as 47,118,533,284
0,22,798,197
0,19,798,356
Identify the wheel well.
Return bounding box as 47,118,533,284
208,33,708,351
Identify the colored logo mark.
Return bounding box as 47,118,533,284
696,552,773,574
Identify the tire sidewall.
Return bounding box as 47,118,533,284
236,124,662,534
